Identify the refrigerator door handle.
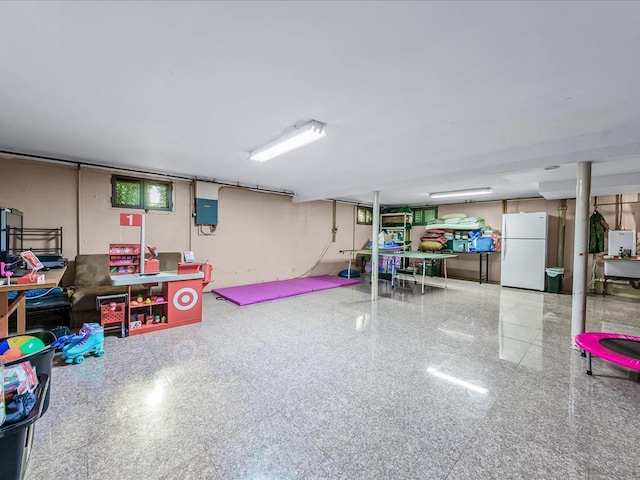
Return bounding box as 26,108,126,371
502,221,507,260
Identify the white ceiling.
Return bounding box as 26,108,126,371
1,1,639,206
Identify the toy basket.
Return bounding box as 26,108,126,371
96,294,128,326
100,304,125,325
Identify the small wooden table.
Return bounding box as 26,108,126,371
0,267,67,337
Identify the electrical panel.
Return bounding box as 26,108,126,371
194,181,220,225
195,198,218,225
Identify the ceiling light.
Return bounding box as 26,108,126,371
428,188,492,199
249,120,326,162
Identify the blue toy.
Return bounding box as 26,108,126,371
51,334,84,350
61,323,105,365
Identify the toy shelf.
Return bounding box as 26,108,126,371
109,244,140,254
110,270,205,336
130,300,168,308
109,243,141,275
129,322,176,334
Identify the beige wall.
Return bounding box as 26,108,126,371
0,158,78,261
2,155,638,297
0,156,370,290
77,167,192,254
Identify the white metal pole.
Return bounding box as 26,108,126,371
140,214,146,274
571,162,591,348
372,191,380,302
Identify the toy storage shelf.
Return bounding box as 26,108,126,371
111,271,204,336
130,301,168,308
129,322,176,334
128,290,168,332
109,243,141,275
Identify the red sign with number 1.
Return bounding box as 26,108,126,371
120,213,142,226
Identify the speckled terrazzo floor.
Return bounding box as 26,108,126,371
24,278,640,479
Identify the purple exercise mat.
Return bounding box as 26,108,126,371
212,275,360,306
313,275,361,286
212,284,278,306
254,280,312,296
287,277,343,291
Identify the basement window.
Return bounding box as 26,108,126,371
412,207,438,226
111,176,173,211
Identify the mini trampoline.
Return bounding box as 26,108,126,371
575,332,640,376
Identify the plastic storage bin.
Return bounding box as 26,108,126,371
1,331,55,415
546,267,564,294
0,374,49,480
452,239,468,252
417,261,442,277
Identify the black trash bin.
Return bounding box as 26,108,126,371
1,331,55,414
0,374,50,480
546,267,564,294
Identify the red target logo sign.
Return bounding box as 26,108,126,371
173,287,199,311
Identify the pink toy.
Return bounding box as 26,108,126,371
0,261,14,285
575,332,640,375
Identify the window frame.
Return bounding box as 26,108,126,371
111,175,173,211
356,206,373,225
412,206,438,226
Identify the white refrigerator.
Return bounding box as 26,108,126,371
500,212,548,291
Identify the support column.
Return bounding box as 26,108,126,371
571,162,591,348
372,191,380,302
557,199,567,268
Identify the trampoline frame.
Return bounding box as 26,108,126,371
575,332,640,376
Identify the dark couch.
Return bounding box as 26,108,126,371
70,252,182,328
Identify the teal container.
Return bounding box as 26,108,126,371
546,267,564,294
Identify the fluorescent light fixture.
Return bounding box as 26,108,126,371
249,120,326,162
427,367,488,395
428,188,492,199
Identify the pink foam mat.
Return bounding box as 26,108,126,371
212,275,360,306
